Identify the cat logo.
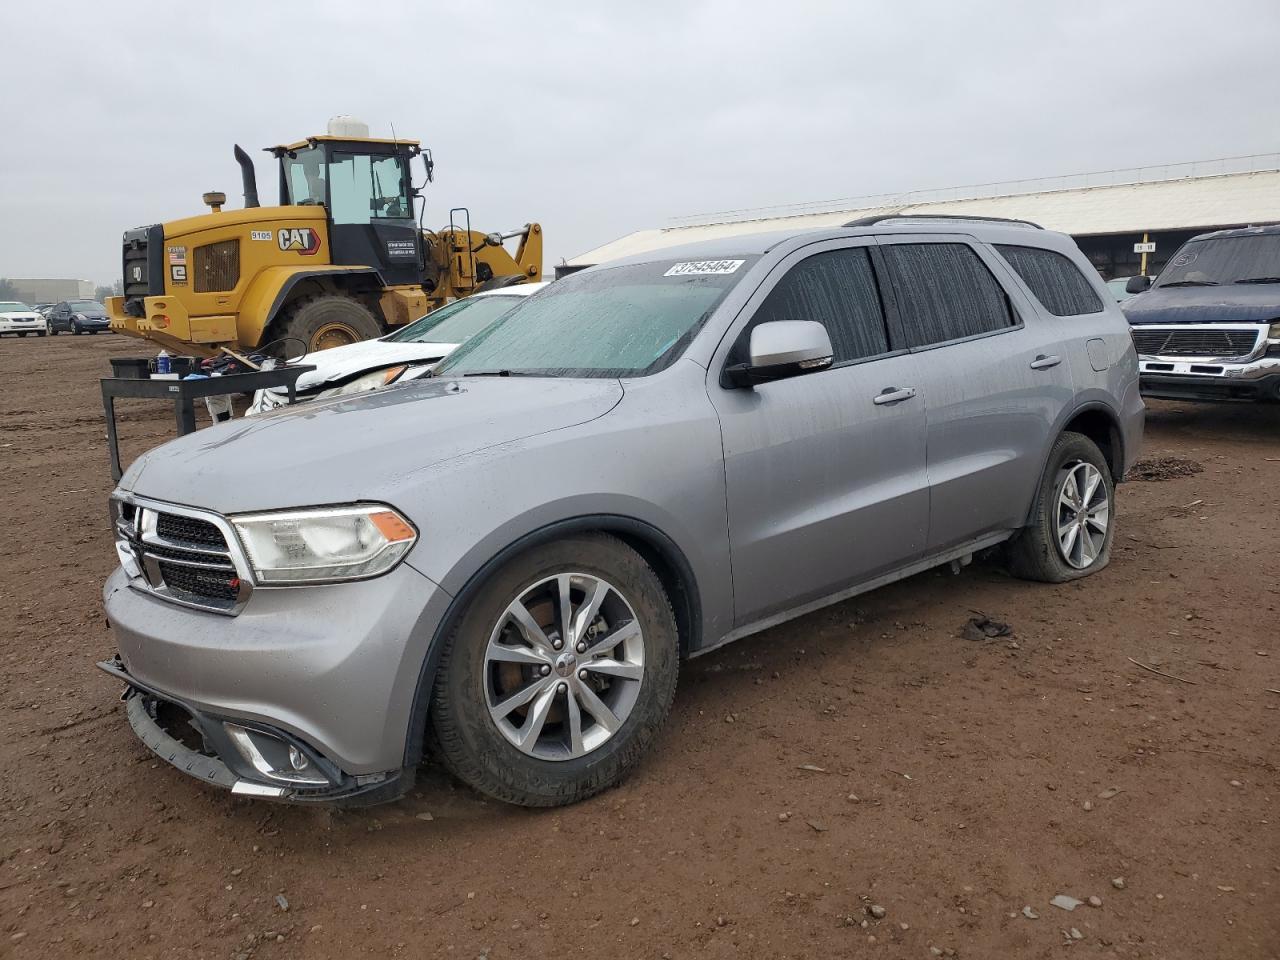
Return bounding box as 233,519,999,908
278,227,321,256
130,266,143,282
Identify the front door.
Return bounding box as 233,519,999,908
326,151,422,285
709,240,930,628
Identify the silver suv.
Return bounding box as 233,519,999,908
101,216,1144,807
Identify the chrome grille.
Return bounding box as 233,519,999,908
1131,327,1261,359
111,497,251,614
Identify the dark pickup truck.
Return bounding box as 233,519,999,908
1123,225,1280,402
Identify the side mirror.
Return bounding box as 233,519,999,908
1125,275,1151,294
725,320,834,388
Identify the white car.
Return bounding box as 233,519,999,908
0,301,49,337
247,283,547,414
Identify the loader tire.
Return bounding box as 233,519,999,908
273,293,383,353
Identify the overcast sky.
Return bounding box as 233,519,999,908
4,1,1279,286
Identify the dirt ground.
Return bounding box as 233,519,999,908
1,333,1276,960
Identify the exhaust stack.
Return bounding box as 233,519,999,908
233,144,260,208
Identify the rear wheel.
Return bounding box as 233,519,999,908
430,534,679,807
272,293,383,352
1007,431,1115,583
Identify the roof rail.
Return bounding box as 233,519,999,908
843,213,1044,230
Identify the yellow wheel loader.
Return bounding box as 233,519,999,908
106,117,542,354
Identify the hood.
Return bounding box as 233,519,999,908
292,339,459,391
121,376,624,513
1123,284,1280,325
0,311,41,320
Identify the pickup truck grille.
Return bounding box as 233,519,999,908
1131,328,1260,359
112,498,250,614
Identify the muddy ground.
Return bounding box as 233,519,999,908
0,333,1276,959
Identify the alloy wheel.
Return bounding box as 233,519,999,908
484,573,645,761
1055,460,1109,569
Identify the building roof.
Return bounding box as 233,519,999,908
567,156,1280,267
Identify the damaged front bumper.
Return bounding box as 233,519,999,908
98,656,410,805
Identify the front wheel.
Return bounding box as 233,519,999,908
72,323,82,335
430,534,679,807
1007,431,1115,582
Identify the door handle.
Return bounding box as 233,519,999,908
1030,354,1062,370
873,386,917,406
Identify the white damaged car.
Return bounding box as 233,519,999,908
0,301,49,337
247,283,547,415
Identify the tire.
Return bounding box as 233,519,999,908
37,330,47,337
271,293,383,353
18,332,28,338
72,323,82,335
429,533,680,807
1007,431,1115,583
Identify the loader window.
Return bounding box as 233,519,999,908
282,146,326,205
329,152,411,224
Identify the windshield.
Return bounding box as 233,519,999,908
384,294,525,344
436,258,754,378
1155,234,1280,286
71,300,105,313
0,302,32,311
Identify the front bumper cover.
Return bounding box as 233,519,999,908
98,656,411,805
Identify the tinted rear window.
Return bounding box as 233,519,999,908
882,243,1015,348
996,244,1103,316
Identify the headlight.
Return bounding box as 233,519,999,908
230,504,416,584
315,366,407,401
75,313,86,321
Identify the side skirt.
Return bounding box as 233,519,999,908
694,531,1012,658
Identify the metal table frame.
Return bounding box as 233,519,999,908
100,366,315,481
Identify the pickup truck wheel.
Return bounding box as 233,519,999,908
273,294,382,352
430,534,679,807
1008,431,1115,583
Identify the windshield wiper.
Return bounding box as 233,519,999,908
1234,276,1280,284
1159,280,1219,287
461,369,533,377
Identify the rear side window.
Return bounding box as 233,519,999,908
882,243,1015,348
741,247,889,364
996,244,1104,317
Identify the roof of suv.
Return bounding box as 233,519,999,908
601,216,1077,269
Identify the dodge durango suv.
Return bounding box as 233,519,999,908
100,216,1143,807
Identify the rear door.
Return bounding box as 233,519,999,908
876,236,1075,553
709,239,929,627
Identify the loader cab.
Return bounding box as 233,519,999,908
271,136,423,286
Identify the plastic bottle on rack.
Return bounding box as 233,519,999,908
155,349,171,375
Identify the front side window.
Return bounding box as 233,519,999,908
436,258,754,378
882,243,1015,348
1154,234,1280,287
735,247,889,365
383,295,523,344
329,152,411,224
0,302,31,311
996,244,1104,317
